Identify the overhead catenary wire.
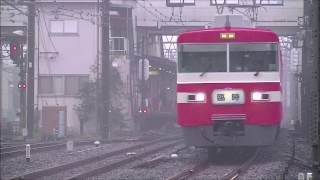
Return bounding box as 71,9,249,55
39,7,58,52
137,0,185,26
1,0,29,16
144,0,184,25
38,8,59,106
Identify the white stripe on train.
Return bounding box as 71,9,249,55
177,91,281,103
177,72,280,84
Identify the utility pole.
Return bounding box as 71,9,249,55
96,0,101,136
26,0,35,138
138,35,149,130
0,45,2,123
312,0,320,178
141,37,146,111
19,57,27,136
100,0,110,139
301,0,320,178
139,37,146,131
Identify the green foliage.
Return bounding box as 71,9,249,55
73,81,96,122
109,67,127,129
74,66,128,134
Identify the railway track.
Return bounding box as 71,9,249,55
132,155,171,169
167,148,260,180
0,141,63,153
9,136,182,180
166,161,210,180
0,138,150,159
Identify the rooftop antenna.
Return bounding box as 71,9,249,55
225,15,231,29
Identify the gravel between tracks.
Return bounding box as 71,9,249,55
89,144,206,180
239,129,312,180
1,141,140,180
2,129,312,180
42,140,182,180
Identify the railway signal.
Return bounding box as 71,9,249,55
138,58,149,80
18,82,27,89
9,41,23,65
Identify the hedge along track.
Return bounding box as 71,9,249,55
9,136,182,180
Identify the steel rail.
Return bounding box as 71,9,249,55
166,161,210,180
1,138,150,158
220,148,261,180
9,137,181,180
133,156,170,169
66,140,182,180
0,139,98,152
167,148,260,180
0,142,63,153
1,141,96,158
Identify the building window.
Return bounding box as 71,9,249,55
53,76,64,95
39,76,54,94
64,20,78,33
50,20,78,35
65,76,88,96
50,20,64,33
39,75,89,96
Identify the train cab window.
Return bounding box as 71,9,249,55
178,44,227,73
229,43,278,72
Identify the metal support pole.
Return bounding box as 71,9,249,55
0,46,2,123
100,0,110,139
20,60,27,135
301,0,312,140
312,0,320,178
27,0,35,138
141,37,146,110
96,0,101,135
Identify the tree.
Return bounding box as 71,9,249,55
109,67,128,131
73,81,96,135
74,65,127,136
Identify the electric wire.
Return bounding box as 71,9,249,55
38,9,59,106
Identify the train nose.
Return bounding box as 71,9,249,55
223,121,233,135
224,121,232,127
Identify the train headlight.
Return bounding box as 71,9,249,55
195,93,205,101
252,92,270,101
252,92,262,100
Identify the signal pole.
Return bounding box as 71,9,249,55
100,0,110,139
26,0,35,138
19,58,27,135
141,37,146,112
312,0,320,178
0,45,2,123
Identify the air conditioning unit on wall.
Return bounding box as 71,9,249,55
110,37,128,55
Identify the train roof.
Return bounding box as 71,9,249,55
177,27,279,44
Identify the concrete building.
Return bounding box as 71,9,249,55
36,0,135,137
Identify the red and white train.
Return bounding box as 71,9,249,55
176,20,282,147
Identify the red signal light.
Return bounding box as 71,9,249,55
10,43,18,52
18,83,27,89
10,42,22,65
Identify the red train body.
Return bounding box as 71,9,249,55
177,27,282,147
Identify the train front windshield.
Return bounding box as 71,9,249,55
178,43,278,73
